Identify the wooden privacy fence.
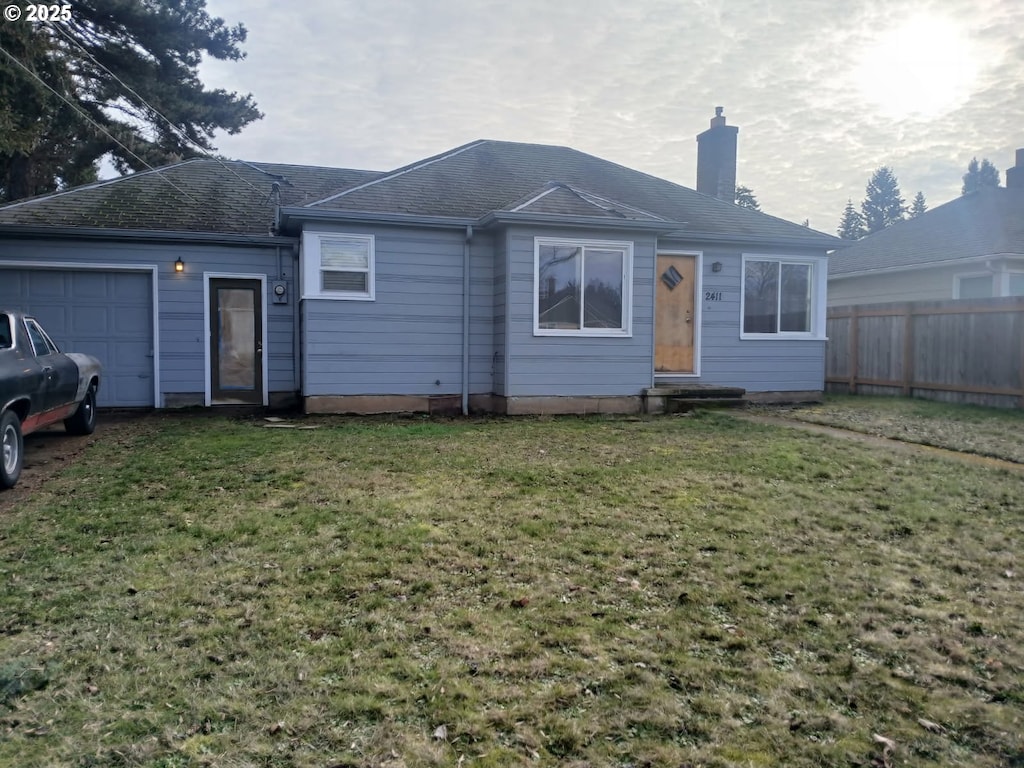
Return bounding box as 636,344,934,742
826,296,1024,408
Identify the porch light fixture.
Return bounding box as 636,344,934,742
174,258,185,273
711,261,723,272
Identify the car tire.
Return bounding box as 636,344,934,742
65,384,98,436
1,410,23,490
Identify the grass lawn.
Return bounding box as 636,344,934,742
1,411,1023,767
764,395,1024,464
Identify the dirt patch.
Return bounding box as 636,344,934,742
0,412,151,510
735,412,1024,474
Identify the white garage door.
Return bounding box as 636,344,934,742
0,269,154,407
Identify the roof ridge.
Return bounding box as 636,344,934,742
0,157,205,211
304,140,488,207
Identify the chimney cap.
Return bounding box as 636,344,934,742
715,106,724,117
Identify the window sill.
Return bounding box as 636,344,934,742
534,328,632,338
302,293,375,302
740,332,826,341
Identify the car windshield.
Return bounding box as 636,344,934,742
0,314,11,349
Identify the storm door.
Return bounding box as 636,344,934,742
209,278,264,405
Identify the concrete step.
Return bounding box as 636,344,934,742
643,385,747,414
666,396,749,413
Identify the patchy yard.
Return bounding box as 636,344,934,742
764,395,1024,464
1,412,1022,767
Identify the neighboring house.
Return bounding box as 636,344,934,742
0,111,838,414
829,149,1024,306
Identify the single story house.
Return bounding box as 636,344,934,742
829,149,1024,306
0,111,838,414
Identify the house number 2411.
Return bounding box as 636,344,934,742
704,291,724,301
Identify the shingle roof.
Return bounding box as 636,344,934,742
0,159,380,235
829,186,1024,277
306,140,836,245
506,182,666,221
0,140,838,247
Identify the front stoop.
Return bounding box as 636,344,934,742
643,385,748,414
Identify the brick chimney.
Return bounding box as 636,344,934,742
696,106,739,202
1006,148,1024,189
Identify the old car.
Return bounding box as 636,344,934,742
1,310,102,489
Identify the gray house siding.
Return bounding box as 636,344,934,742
504,226,656,397
0,237,296,407
302,224,494,397
671,242,828,392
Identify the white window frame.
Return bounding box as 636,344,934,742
533,237,633,337
301,232,375,301
739,253,827,340
953,272,994,300
1005,270,1024,297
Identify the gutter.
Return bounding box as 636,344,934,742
0,224,295,247
462,225,473,416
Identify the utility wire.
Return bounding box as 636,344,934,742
0,42,203,206
50,24,273,200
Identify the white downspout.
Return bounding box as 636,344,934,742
462,225,473,415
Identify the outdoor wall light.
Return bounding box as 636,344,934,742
711,261,723,272
174,258,185,273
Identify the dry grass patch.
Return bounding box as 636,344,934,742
767,394,1024,463
1,412,1023,767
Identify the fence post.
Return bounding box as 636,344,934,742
848,305,859,394
902,304,914,397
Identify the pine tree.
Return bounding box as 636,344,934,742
909,191,927,217
860,167,906,235
961,157,1000,195
0,1,262,202
837,199,867,239
735,185,761,211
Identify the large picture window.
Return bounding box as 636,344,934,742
742,257,819,336
302,232,375,300
535,238,632,336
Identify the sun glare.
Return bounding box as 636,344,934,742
853,15,979,120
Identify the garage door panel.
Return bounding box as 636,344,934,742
115,305,151,332
0,268,154,407
71,305,109,332
27,271,66,296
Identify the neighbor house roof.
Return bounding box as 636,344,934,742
0,159,380,236
298,140,835,246
830,186,1024,278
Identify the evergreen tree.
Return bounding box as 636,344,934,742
910,191,927,217
735,185,761,211
860,166,906,234
0,1,262,202
837,199,867,239
961,157,1000,195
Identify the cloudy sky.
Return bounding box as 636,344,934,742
198,0,1023,234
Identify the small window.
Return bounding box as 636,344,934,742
742,258,816,335
534,238,632,336
955,274,993,300
0,314,11,349
302,232,375,300
1007,273,1024,297
25,319,57,356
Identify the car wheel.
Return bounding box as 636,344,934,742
1,410,23,490
65,384,98,436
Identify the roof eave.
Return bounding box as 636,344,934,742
278,207,475,233
0,224,294,246
660,228,840,250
